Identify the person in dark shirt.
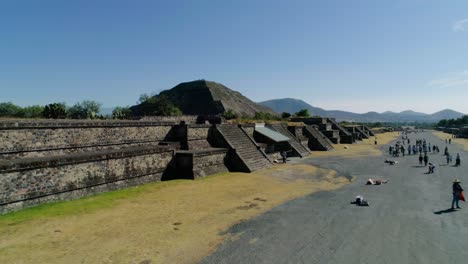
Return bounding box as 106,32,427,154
452,179,464,210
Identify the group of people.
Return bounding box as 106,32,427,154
388,132,465,210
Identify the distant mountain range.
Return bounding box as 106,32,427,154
258,98,466,123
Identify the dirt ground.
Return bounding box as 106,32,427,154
0,163,349,264
432,131,468,151
313,132,399,157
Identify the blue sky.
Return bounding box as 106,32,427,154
1,0,468,114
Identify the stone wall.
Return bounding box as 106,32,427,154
0,146,173,213
0,121,176,159
186,124,212,150
175,149,228,179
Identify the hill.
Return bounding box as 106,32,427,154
258,98,465,122
133,80,276,117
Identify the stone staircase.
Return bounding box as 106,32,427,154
269,124,310,157
362,126,375,136
355,126,370,139
327,118,352,136
215,125,271,172
304,126,334,151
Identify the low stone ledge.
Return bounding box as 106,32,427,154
0,120,177,129
0,145,173,173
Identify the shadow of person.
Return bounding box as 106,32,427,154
412,165,425,168
434,208,458,215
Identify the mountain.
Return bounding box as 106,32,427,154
259,98,327,116
258,98,465,122
133,80,276,117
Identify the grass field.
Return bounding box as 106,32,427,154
0,163,349,264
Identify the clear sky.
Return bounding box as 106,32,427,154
1,0,468,114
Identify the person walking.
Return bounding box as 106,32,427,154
424,154,429,167
452,179,464,209
446,153,451,165
456,153,461,166
419,153,423,165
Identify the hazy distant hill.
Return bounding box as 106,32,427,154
133,80,276,117
258,98,465,122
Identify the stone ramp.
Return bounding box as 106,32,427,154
269,124,310,157
304,126,334,151
215,125,271,172
354,126,370,139
362,126,375,136
327,118,352,136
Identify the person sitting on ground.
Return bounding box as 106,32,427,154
351,195,369,206
366,178,388,185
428,163,435,173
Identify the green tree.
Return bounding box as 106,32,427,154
254,112,276,120
43,103,67,119
281,112,291,119
294,108,310,117
68,100,102,119
136,95,182,116
221,109,238,120
22,105,45,118
112,106,133,119
0,102,24,117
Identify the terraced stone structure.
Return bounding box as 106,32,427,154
0,120,231,213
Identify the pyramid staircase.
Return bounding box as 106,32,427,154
362,126,375,136
355,126,370,139
327,118,354,143
215,124,271,172
304,126,334,151
269,124,310,157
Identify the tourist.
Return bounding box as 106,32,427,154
449,138,452,144
446,153,451,165
428,163,435,173
451,179,464,209
419,153,423,165
444,146,449,156
423,154,429,167
456,153,461,166
366,178,388,185
280,151,287,163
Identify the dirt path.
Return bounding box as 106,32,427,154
202,131,468,264
0,163,349,264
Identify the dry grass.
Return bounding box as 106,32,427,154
0,163,349,264
432,131,468,151
313,132,399,157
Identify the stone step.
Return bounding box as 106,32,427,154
268,124,310,157
304,126,334,151
216,125,271,172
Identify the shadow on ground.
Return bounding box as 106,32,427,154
434,208,458,215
